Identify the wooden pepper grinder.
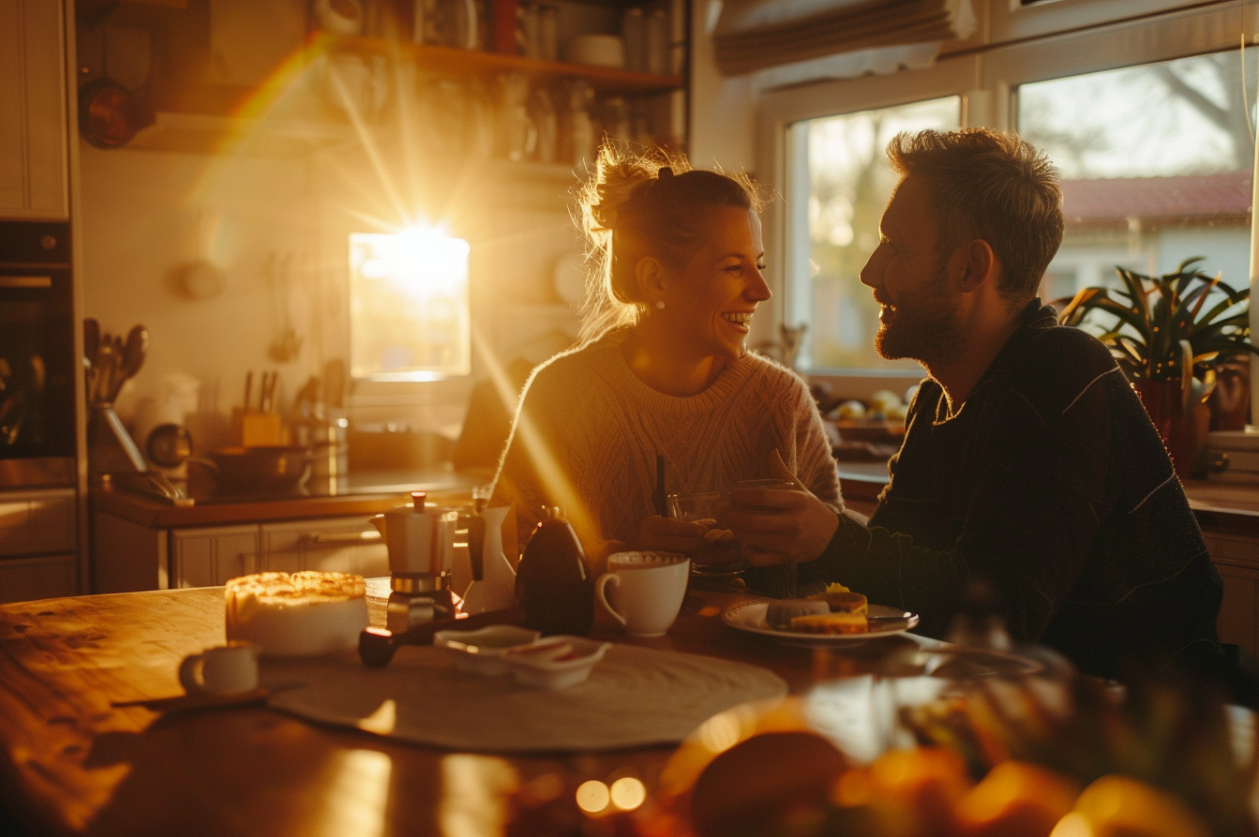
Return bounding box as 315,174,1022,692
515,506,594,636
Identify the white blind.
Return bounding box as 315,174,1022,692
712,0,975,76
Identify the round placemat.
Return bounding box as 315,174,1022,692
262,644,787,752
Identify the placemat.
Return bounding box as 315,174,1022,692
261,644,787,752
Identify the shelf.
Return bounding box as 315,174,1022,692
150,33,684,120
328,34,685,95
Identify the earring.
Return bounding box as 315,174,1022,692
655,300,665,310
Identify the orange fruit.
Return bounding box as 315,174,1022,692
953,761,1079,837
1048,774,1210,837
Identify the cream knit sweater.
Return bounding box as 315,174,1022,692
490,331,843,563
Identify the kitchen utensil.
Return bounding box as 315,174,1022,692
596,551,689,637
515,506,594,636
78,77,146,149
653,454,667,516
368,492,461,643
243,371,253,412
193,446,310,495
106,325,147,403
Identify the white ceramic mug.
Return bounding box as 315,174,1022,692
595,552,690,637
178,641,260,695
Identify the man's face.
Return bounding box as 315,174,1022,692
859,175,965,364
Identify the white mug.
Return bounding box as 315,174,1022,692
596,552,690,637
179,641,260,695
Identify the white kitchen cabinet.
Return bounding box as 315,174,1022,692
171,525,260,588
0,0,68,219
259,517,388,577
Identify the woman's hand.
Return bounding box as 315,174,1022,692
639,515,707,554
721,450,839,567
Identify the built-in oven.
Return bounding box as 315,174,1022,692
0,220,76,489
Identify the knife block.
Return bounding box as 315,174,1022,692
234,409,284,447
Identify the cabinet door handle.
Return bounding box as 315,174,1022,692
0,276,52,288
300,531,383,546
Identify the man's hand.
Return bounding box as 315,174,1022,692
721,450,839,567
639,515,707,554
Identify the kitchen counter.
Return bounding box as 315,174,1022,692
91,468,487,528
839,462,1259,529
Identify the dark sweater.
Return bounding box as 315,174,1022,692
803,302,1223,679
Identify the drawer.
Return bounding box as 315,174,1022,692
0,553,77,603
170,525,260,588
0,488,75,557
260,516,387,578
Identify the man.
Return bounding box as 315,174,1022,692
730,129,1227,685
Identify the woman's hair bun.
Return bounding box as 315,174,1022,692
658,166,674,181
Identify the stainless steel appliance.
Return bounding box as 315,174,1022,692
0,221,75,489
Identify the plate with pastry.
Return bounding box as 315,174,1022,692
721,584,919,647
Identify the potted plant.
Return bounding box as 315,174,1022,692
1057,257,1257,476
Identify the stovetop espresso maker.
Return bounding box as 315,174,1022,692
372,491,458,632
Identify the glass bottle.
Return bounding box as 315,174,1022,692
530,85,558,164
498,72,536,161
515,507,595,635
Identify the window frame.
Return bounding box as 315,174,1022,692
757,0,1257,385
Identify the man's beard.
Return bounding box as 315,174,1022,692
873,264,965,363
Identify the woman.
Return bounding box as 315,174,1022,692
490,147,842,573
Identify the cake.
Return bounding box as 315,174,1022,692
790,613,869,634
225,571,368,657
765,599,830,629
808,583,868,616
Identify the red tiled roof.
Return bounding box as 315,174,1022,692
1060,170,1252,223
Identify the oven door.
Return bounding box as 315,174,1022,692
0,221,75,487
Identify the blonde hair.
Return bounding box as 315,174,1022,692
575,144,764,346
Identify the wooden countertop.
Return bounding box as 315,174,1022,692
90,469,487,528
0,586,924,836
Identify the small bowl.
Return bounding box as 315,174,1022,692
434,625,541,676
500,635,611,689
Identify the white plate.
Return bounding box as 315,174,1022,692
722,601,919,647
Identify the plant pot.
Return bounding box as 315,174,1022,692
1133,380,1210,479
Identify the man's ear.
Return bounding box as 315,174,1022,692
953,239,998,293
635,256,669,303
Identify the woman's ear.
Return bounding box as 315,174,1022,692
634,256,669,304
953,239,997,293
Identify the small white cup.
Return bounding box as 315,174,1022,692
596,552,690,637
179,641,260,695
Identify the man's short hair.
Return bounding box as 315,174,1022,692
887,129,1064,303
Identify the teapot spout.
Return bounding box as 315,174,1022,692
370,514,386,537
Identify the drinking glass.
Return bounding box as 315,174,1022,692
666,490,747,577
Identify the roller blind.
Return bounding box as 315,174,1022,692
712,0,975,76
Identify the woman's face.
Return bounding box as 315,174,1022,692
659,207,771,361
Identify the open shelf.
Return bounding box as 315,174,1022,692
151,32,684,118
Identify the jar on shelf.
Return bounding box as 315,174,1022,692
559,79,595,167
498,72,537,162
622,7,645,73
530,84,558,164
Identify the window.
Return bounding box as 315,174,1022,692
349,229,472,381
1019,50,1254,303
787,97,960,372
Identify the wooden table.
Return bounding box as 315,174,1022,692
0,586,919,836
